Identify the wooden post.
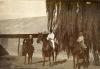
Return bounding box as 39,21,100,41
18,38,20,56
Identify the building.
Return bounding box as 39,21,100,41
0,0,48,56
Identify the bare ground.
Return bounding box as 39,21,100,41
0,55,100,69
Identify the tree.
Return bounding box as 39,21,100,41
46,0,100,52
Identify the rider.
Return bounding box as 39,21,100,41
27,35,33,45
77,32,87,53
47,29,55,50
27,34,34,51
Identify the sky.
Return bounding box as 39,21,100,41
0,0,47,20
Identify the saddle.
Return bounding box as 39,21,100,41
47,40,52,47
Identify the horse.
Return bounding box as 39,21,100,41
37,33,59,66
70,42,89,69
22,38,34,64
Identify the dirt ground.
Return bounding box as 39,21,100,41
0,55,100,69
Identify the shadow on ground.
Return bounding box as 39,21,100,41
54,59,67,65
32,59,67,66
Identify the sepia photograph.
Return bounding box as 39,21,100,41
0,0,100,69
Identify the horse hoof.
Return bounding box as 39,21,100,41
49,64,52,67
43,64,45,66
73,66,74,68
49,63,53,67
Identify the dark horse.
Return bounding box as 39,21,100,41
37,33,59,66
22,38,34,64
70,42,89,69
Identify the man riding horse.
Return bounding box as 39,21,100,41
23,34,34,64
47,29,55,51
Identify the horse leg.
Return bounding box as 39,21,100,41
43,56,45,66
30,52,33,64
73,57,75,68
52,52,55,62
55,51,58,62
77,63,81,69
29,55,32,64
30,55,32,64
49,56,51,66
24,55,26,64
28,56,29,64
28,55,31,64
73,56,76,69
55,54,57,62
76,57,79,69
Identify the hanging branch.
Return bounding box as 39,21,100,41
46,0,100,52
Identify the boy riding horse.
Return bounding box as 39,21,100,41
77,32,87,54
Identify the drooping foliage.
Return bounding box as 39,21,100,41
46,0,100,51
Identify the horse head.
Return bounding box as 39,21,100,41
37,32,43,43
